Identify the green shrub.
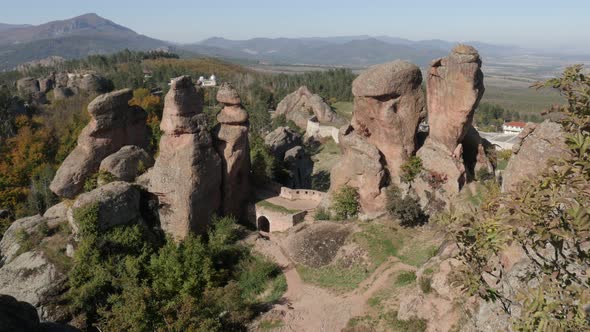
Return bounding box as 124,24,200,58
386,187,428,227
332,185,359,220
314,207,331,221
452,66,590,331
419,276,432,294
400,156,423,183
83,171,117,192
67,211,284,331
395,271,417,287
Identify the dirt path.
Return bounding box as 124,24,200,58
252,236,416,331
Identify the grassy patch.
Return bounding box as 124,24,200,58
398,245,438,268
258,319,284,330
395,271,417,287
352,223,404,268
383,311,427,332
348,311,427,332
255,200,299,214
40,223,73,273
238,255,287,304
332,101,354,120
297,261,369,292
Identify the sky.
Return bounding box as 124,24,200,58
1,0,589,50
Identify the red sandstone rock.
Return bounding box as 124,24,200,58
274,86,340,129
351,61,425,178
149,76,221,240
213,83,250,218
427,45,485,153
50,89,149,198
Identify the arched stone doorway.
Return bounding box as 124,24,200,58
257,216,270,233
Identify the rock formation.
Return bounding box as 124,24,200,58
274,86,341,129
502,120,569,192
16,77,40,96
264,126,303,158
148,76,221,240
264,126,313,189
351,60,425,178
427,44,485,152
416,45,486,194
50,89,149,198
0,215,69,322
99,145,154,182
329,125,387,216
213,83,250,218
67,181,142,235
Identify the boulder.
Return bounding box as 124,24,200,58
427,45,485,152
0,215,46,264
31,91,48,105
274,86,340,129
149,76,221,240
16,77,40,96
67,181,141,235
78,74,112,94
502,120,570,192
0,251,67,321
213,83,250,218
264,126,303,159
50,89,149,198
216,82,242,105
329,125,387,216
0,294,40,331
99,145,154,182
351,60,425,178
416,139,466,195
43,202,69,227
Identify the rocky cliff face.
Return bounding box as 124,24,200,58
50,89,149,198
148,76,221,240
274,86,341,129
502,120,569,192
213,83,250,219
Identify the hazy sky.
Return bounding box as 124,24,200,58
1,0,588,49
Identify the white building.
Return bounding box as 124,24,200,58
198,75,217,87
502,122,527,134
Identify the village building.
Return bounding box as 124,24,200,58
502,121,527,134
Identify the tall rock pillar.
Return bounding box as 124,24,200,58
213,83,250,219
149,76,221,240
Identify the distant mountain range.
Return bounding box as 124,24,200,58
0,13,587,72
0,13,168,70
185,36,527,67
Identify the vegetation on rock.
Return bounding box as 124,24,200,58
332,185,360,220
448,65,590,330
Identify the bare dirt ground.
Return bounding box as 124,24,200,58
250,232,416,331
